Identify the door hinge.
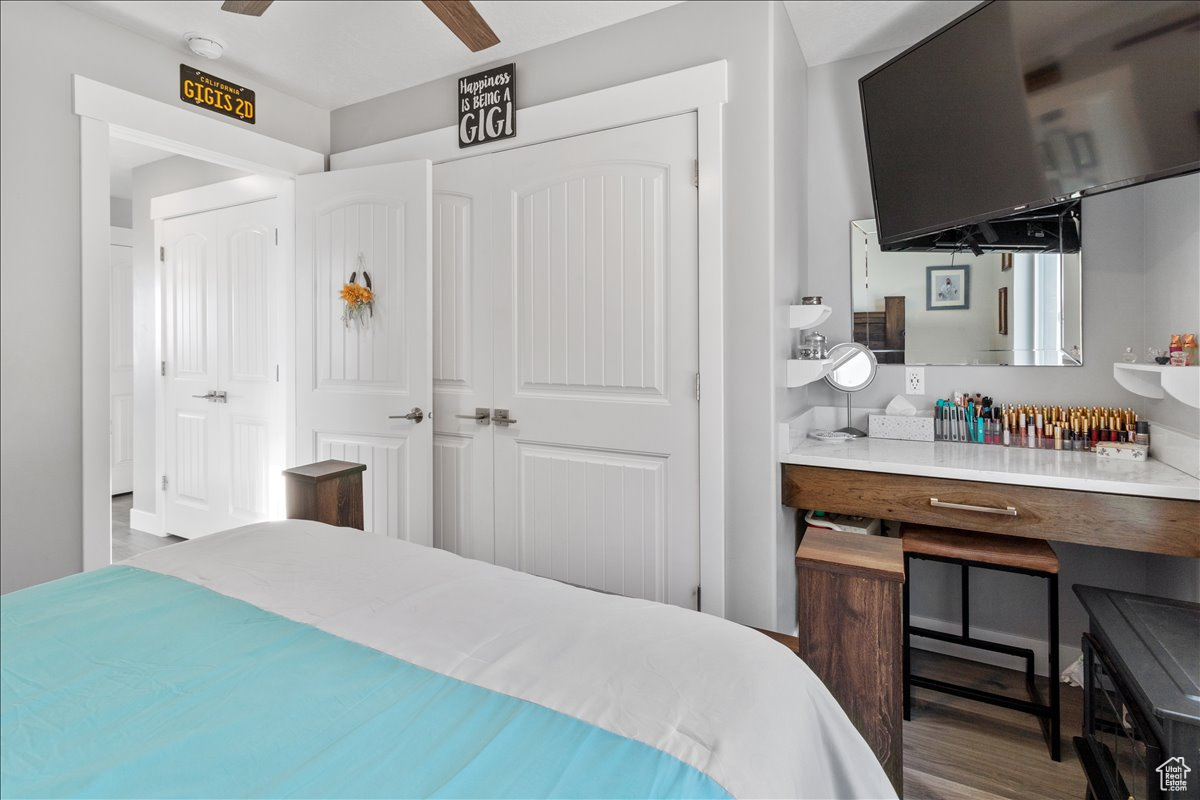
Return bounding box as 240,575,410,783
161,475,168,491
692,159,699,188
160,360,166,377
696,585,702,611
275,364,280,382
695,372,701,401
159,245,165,262
274,228,278,245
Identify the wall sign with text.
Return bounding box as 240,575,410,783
458,64,515,148
180,65,255,124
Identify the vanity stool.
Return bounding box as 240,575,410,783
902,523,1061,761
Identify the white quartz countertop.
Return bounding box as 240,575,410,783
781,436,1200,501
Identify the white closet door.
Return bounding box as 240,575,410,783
162,199,282,538
110,238,134,495
431,159,495,560
295,161,434,544
490,114,700,608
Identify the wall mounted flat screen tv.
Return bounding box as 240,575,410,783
860,0,1200,249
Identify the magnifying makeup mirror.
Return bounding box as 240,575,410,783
824,341,878,437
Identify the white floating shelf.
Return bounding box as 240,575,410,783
1113,363,1200,408
787,358,834,387
789,304,832,330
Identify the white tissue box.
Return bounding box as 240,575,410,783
868,413,935,442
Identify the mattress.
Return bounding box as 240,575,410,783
1,521,895,799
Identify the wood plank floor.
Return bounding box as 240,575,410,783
112,493,184,561
905,649,1086,800
756,630,1086,799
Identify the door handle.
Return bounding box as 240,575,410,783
930,498,1017,516
491,408,518,427
192,390,227,404
455,408,491,424
389,407,424,424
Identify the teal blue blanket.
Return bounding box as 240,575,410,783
1,566,729,799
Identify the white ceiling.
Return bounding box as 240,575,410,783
64,0,681,111
783,0,979,67
109,137,172,199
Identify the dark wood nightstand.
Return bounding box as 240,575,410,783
283,460,366,529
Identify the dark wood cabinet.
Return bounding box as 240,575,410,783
283,460,366,529
796,529,905,796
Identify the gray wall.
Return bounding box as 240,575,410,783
0,1,326,593
333,0,799,628
128,157,250,522
109,196,133,229
802,49,1200,652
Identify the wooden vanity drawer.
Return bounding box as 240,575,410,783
782,465,1199,557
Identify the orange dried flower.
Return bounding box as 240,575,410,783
340,283,373,305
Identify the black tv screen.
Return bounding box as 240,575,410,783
861,0,1200,248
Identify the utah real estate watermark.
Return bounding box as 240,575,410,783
1158,756,1190,792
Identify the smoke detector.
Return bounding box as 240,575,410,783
184,33,224,59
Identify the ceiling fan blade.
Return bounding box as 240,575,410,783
422,0,500,52
221,0,273,16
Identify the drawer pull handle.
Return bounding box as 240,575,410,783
930,498,1018,516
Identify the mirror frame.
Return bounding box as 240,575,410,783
824,341,879,393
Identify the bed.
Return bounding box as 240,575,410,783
1,521,895,799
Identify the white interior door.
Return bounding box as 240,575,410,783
162,199,283,538
109,232,134,495
295,161,433,543
429,114,700,608
431,159,495,561
491,115,700,608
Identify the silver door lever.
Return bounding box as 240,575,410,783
192,390,227,403
389,407,424,423
455,408,490,424
491,409,517,426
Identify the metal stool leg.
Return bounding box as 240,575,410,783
903,552,912,721
1048,571,1061,761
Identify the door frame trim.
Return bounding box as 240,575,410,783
75,75,323,570
150,177,294,538
332,61,729,616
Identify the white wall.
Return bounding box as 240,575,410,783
128,157,250,524
1142,173,1200,435
770,2,809,630
802,50,1200,654
331,0,796,628
0,1,327,593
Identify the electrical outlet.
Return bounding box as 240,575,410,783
905,366,925,395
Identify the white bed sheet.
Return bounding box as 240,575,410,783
128,521,896,799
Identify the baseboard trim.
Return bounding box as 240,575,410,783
128,509,165,537
910,613,1081,679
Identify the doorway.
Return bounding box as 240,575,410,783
78,75,323,569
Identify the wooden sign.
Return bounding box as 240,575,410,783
180,65,256,124
458,64,514,148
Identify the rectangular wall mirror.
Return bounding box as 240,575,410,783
850,219,1083,366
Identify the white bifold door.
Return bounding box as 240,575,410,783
433,114,700,609
161,199,283,538
295,161,434,544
